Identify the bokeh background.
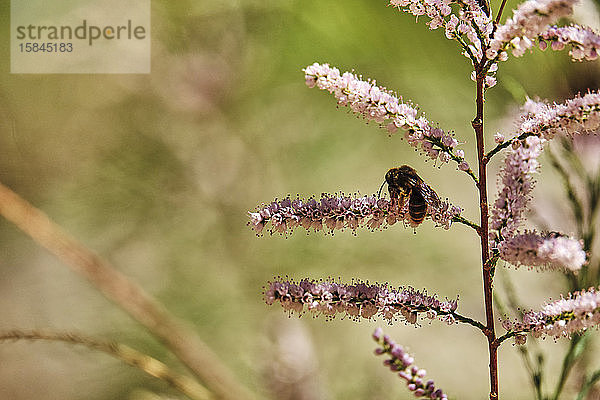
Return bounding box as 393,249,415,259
0,0,599,399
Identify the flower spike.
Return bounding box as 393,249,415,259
389,0,492,65
264,278,459,325
490,135,545,242
503,288,600,342
373,328,449,399
487,0,578,59
498,230,586,272
539,25,600,61
303,63,476,179
519,91,600,140
248,193,462,236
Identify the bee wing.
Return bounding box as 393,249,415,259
406,174,423,188
419,183,441,209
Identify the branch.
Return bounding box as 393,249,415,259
0,330,212,400
495,0,508,24
452,215,481,231
0,181,255,400
486,131,535,160
575,368,600,400
451,311,487,331
552,333,589,400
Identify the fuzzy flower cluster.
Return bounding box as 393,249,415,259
373,327,448,399
519,91,600,139
488,0,578,59
389,0,492,64
248,193,461,235
249,194,391,235
539,25,600,61
491,92,600,245
303,63,471,173
490,135,545,242
264,278,459,325
502,288,600,342
498,231,586,272
389,0,452,31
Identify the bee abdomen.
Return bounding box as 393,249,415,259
408,188,427,225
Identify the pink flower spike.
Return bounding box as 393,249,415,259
498,230,586,272
489,0,578,60
264,277,460,325
249,192,462,236
390,0,492,65
539,24,600,62
518,92,600,141
503,288,600,341
490,135,545,242
303,63,471,172
373,328,450,398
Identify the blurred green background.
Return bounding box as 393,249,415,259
0,0,599,399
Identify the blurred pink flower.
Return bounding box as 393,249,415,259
503,288,600,341
539,25,600,61
498,230,586,272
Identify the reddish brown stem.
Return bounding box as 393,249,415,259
495,0,509,24
473,65,498,399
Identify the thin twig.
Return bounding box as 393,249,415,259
486,131,537,160
0,330,213,400
452,215,481,231
552,333,589,400
495,331,516,344
0,181,255,400
451,311,487,331
495,0,509,24
575,368,600,400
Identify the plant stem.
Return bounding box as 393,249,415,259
0,330,213,400
552,333,588,400
0,181,255,400
451,311,488,331
495,0,509,24
452,215,481,231
473,65,498,399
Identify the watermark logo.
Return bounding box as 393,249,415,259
11,0,150,74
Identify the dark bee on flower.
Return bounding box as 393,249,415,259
380,165,441,226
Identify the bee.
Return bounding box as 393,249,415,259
379,165,441,226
